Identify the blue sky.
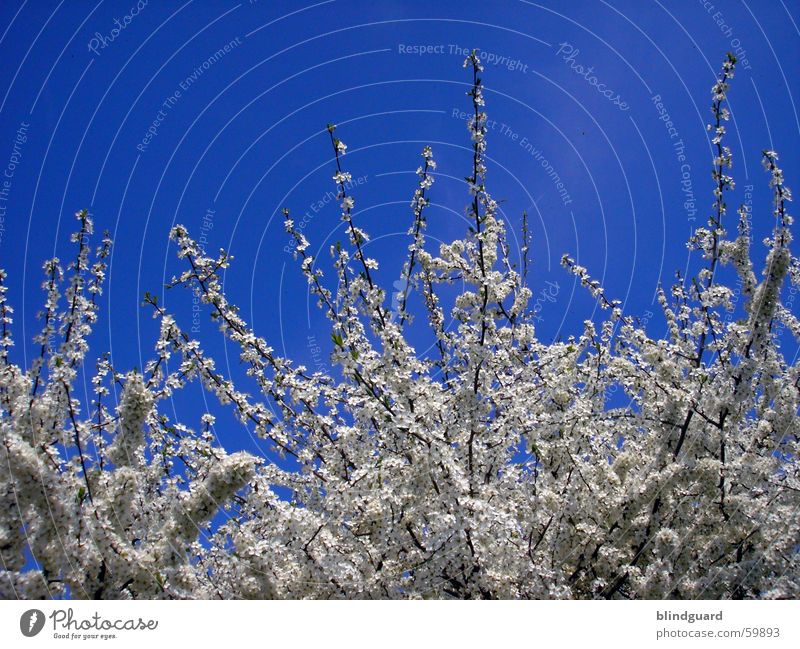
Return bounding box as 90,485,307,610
0,0,798,459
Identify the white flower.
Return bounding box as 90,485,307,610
1,53,796,602
333,171,351,184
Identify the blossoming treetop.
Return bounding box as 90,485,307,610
1,52,797,599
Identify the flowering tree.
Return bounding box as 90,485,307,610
1,53,798,600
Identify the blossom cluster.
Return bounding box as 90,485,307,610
1,54,797,600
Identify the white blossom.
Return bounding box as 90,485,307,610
1,55,798,601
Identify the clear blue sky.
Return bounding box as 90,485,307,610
0,0,798,460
